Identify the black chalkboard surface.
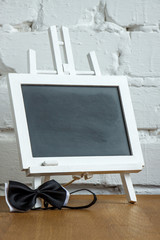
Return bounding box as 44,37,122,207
22,85,131,157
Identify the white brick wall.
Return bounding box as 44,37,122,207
0,0,160,195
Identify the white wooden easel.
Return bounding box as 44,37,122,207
27,26,137,206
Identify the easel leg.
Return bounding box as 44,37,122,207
33,176,42,208
120,173,137,203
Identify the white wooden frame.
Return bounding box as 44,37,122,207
8,74,144,174
7,26,144,204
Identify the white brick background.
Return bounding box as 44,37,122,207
0,0,160,195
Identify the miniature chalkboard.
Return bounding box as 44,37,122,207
22,85,131,158
8,74,144,175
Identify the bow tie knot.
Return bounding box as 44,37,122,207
35,188,41,195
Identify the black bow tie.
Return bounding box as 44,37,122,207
6,180,68,211
5,180,97,212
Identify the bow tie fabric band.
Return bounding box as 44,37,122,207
5,180,97,212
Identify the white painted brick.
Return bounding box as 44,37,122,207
0,132,31,183
130,86,160,129
132,143,160,185
0,30,130,75
106,0,160,27
70,30,130,74
75,1,125,33
41,0,99,29
128,77,160,87
143,78,160,87
128,77,144,87
0,77,13,129
0,0,39,25
2,0,160,30
42,0,160,29
0,31,52,73
139,129,160,143
130,33,160,77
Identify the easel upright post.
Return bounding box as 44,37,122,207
87,51,101,76
27,49,37,74
32,177,42,208
61,26,76,75
48,26,64,75
27,49,42,208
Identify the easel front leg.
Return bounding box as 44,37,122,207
120,173,137,203
33,176,42,208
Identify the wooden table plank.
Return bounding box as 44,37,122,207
0,195,160,240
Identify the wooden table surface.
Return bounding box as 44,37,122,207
0,195,160,240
